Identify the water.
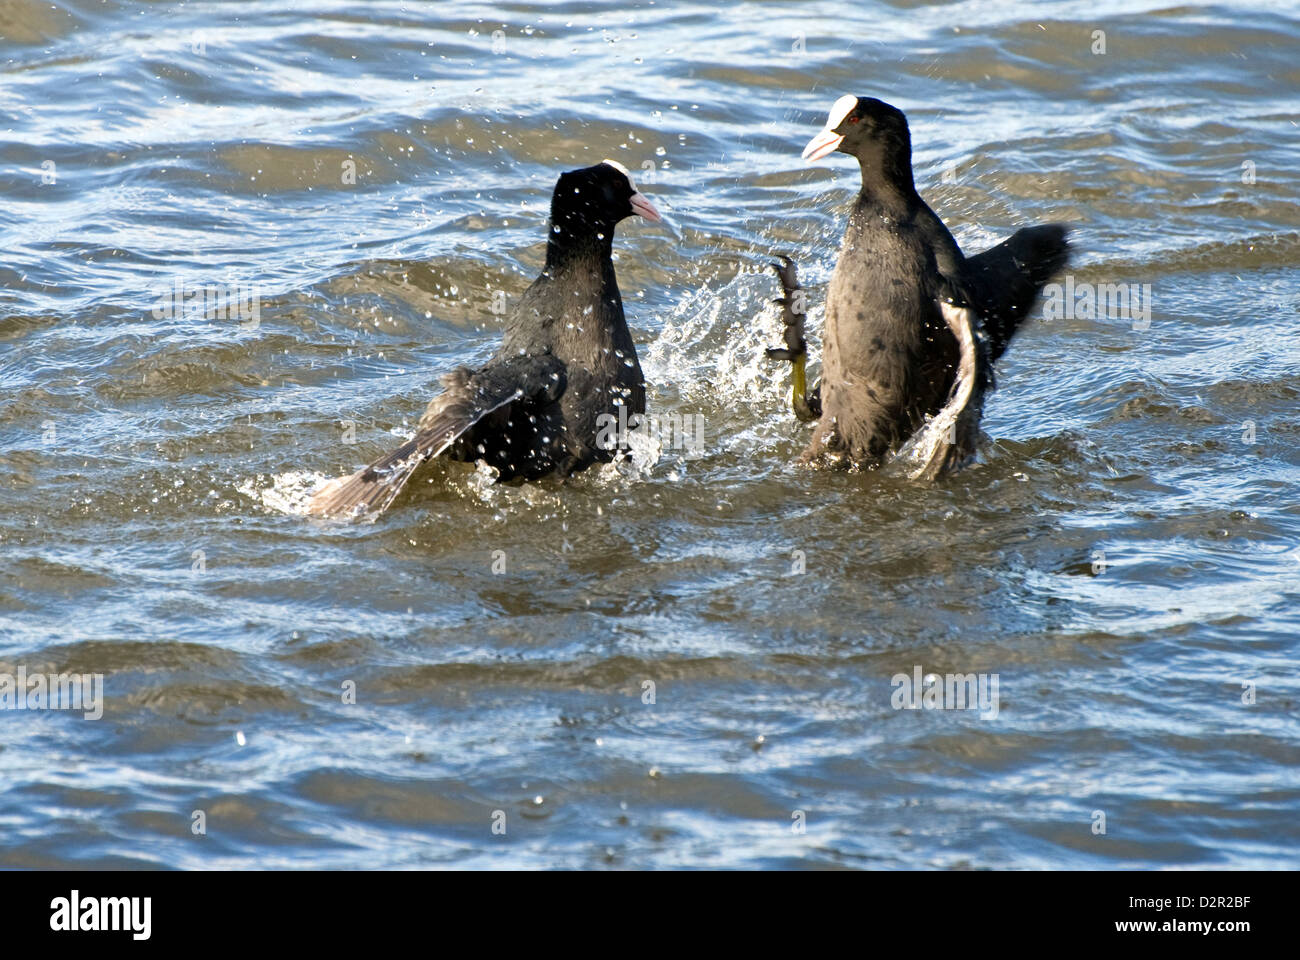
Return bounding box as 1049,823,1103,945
2,0,1298,869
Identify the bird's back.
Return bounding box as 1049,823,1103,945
430,255,644,478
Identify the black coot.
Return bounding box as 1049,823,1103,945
309,160,662,519
769,95,1070,478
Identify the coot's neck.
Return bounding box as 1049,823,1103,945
854,143,918,216
858,177,917,218
544,217,616,272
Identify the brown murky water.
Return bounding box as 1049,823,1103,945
1,0,1298,867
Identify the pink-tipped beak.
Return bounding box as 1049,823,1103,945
802,128,845,162
630,191,662,222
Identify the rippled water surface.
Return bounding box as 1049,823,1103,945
2,0,1299,868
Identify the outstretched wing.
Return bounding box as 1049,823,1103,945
307,353,566,520
897,299,986,481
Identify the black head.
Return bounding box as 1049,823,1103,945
548,160,661,255
802,95,914,192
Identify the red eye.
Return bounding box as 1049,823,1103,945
848,116,860,124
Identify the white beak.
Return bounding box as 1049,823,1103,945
802,128,845,162
630,191,662,222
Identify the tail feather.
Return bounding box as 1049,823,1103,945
964,224,1070,361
